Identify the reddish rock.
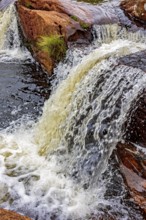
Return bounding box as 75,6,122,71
17,5,84,42
17,0,118,74
17,1,93,74
19,0,118,25
121,0,146,23
116,92,146,214
17,4,87,73
117,142,146,213
0,209,31,220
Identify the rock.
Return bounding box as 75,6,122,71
117,142,146,214
19,0,118,25
0,208,31,220
125,92,146,147
17,0,118,74
17,5,84,42
116,92,146,214
121,0,146,24
17,4,87,74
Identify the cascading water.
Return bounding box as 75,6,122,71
1,3,146,220
0,3,32,62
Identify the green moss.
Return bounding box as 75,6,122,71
80,22,90,30
71,15,90,30
70,15,79,22
37,35,67,62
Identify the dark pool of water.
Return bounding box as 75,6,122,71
0,62,51,129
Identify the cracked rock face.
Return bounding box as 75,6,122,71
121,0,146,24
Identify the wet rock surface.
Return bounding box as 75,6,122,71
0,208,31,220
116,142,146,215
115,84,146,215
119,50,146,73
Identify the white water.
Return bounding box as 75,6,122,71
0,4,146,220
0,4,32,62
53,23,146,89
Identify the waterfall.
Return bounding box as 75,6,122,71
35,40,146,156
1,3,146,220
0,3,32,62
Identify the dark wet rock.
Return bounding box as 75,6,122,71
116,91,146,215
119,50,146,73
0,208,31,220
124,92,146,147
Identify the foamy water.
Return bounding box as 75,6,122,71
0,4,32,62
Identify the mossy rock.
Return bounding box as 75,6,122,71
37,35,67,62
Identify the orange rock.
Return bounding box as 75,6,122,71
17,5,83,42
17,2,92,74
0,209,31,220
17,0,118,74
19,0,118,25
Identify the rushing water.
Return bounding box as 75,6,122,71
1,2,146,220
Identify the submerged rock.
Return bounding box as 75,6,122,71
121,0,146,24
0,209,31,220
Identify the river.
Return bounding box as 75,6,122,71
0,1,146,220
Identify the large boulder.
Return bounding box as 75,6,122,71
17,4,86,73
0,209,31,220
116,91,146,214
17,0,118,74
19,0,118,25
121,0,146,24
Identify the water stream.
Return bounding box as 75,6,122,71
0,2,146,220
